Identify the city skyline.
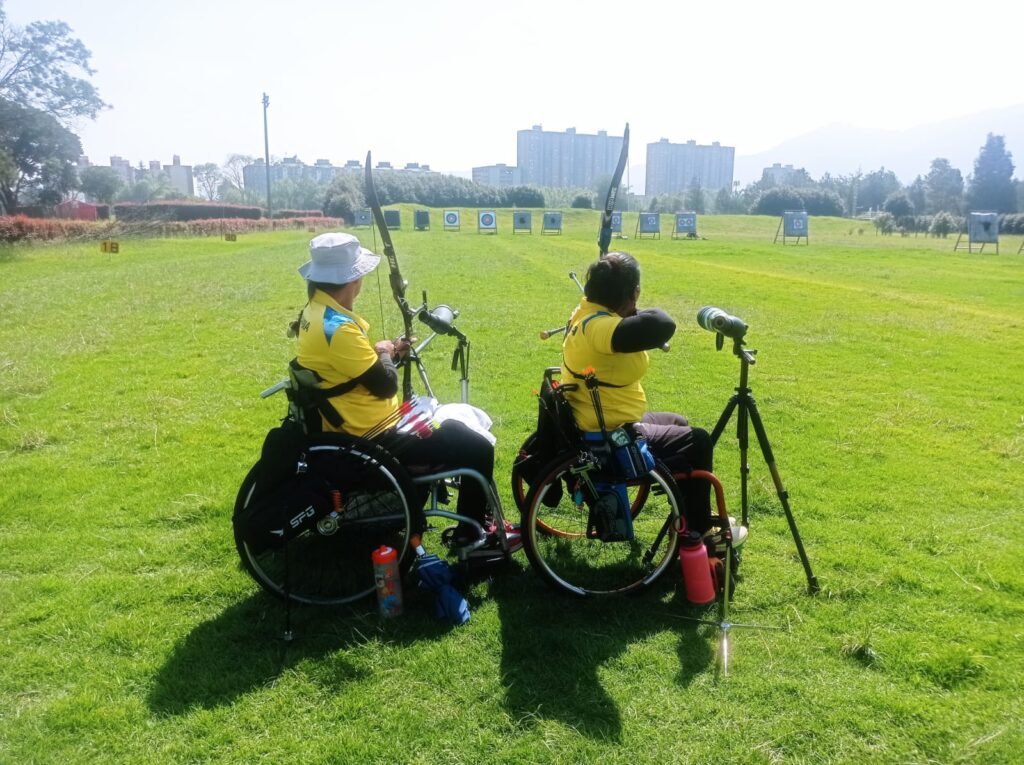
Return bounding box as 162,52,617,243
8,0,1023,186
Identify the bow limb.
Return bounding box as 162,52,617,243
365,151,416,401
598,122,630,257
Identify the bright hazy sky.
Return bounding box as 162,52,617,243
9,0,1023,178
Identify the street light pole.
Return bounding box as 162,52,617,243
262,93,272,219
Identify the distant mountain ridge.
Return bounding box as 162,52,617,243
733,103,1024,184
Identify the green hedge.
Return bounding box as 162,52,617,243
113,202,263,221
272,209,323,219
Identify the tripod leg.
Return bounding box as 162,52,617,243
737,399,750,531
745,399,820,594
710,396,739,446
712,395,750,533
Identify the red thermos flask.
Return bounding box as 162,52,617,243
679,532,716,605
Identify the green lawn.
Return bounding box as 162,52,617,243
1,213,1022,764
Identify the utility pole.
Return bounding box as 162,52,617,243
262,93,272,218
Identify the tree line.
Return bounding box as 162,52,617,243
649,138,1020,219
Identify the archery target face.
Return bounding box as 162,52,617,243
611,212,622,232
355,210,372,226
479,210,496,229
783,211,808,236
514,212,532,229
675,213,697,233
543,212,562,230
444,210,460,226
969,212,999,243
639,214,660,233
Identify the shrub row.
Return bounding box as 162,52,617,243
129,217,341,237
901,213,1024,235
272,209,323,219
750,186,846,216
0,215,341,243
0,215,112,243
1000,213,1024,234
113,202,264,222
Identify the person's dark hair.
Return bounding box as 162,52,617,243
307,280,345,299
584,252,640,310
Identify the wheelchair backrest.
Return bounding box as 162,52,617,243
284,358,357,435
536,367,583,452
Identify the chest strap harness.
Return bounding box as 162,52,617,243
287,358,359,430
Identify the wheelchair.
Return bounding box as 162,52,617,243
511,367,735,598
233,362,518,607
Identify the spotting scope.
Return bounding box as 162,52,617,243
696,306,748,340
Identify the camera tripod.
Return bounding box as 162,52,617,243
710,337,819,595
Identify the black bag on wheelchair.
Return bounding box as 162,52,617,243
515,368,583,504
233,418,334,555
234,471,335,555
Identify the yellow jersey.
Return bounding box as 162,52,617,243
560,299,649,431
295,289,398,436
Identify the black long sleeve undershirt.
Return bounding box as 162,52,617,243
351,352,399,398
611,308,676,353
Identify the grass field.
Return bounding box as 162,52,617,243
1,211,1023,764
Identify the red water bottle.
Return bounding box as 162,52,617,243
679,532,715,605
372,545,403,617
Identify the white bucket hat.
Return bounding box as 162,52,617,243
298,232,381,284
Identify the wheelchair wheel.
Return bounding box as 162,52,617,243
513,433,649,538
522,451,682,596
234,435,416,606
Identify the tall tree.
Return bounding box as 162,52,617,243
857,168,901,212
79,165,122,203
684,178,706,214
323,172,365,221
907,176,927,217
0,1,107,123
924,158,964,214
118,165,176,203
193,162,222,201
716,188,733,215
0,98,81,210
221,153,254,201
883,190,914,218
820,171,861,216
966,133,1016,213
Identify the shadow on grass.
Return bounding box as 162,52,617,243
149,564,717,728
147,590,455,714
491,566,715,741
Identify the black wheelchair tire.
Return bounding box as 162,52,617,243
233,433,417,606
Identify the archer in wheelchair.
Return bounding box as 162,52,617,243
512,252,744,598
232,232,520,608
